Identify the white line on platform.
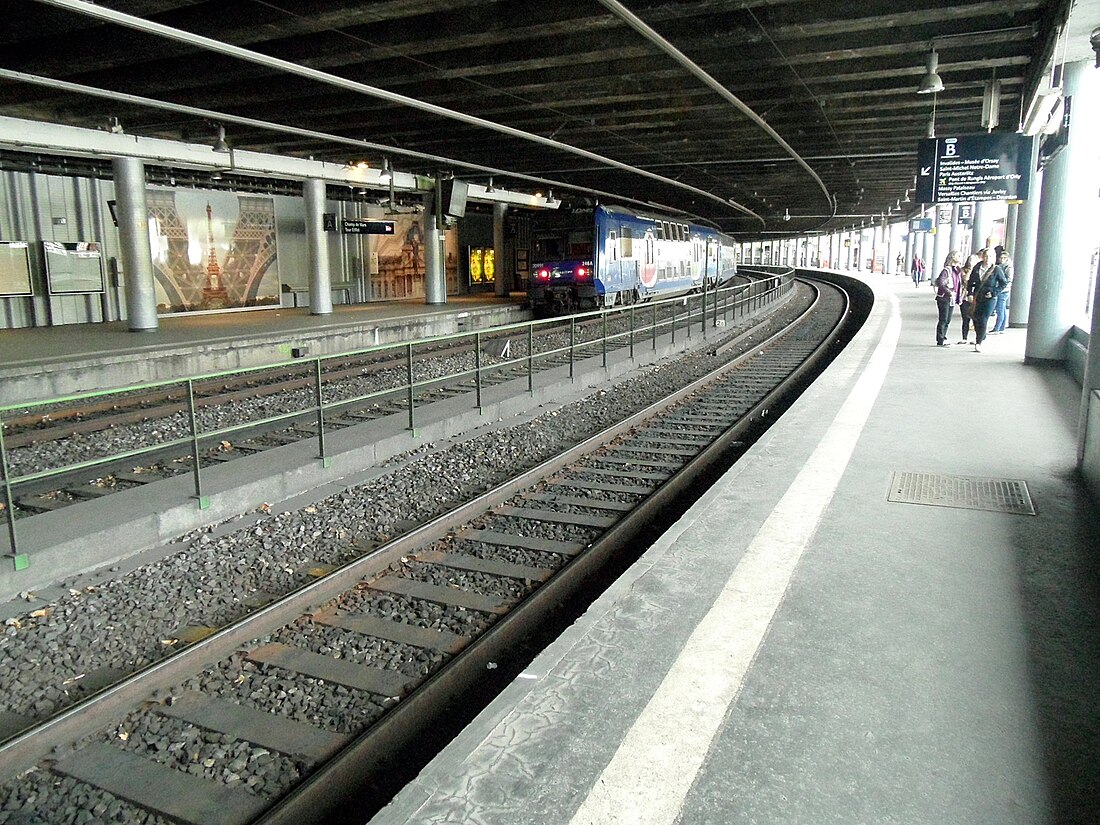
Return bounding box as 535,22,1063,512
569,293,902,825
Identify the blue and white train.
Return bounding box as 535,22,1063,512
528,204,737,315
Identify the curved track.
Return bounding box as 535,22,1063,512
0,275,860,825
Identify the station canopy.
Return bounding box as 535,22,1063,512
0,0,1080,240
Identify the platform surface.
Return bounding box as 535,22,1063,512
369,272,1100,825
0,293,521,369
0,293,527,403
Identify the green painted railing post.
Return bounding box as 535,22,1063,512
406,343,416,432
314,358,329,467
527,324,534,393
569,317,576,381
186,379,209,509
602,311,608,368
629,305,635,359
0,420,25,570
475,331,483,409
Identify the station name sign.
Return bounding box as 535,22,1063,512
342,219,396,235
915,134,1034,204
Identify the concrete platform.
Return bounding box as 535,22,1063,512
369,272,1100,824
0,294,528,404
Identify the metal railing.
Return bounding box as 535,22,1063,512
1,272,791,566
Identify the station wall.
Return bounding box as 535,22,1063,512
0,170,357,328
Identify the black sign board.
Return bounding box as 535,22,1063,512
343,219,396,235
957,203,973,225
915,133,1034,204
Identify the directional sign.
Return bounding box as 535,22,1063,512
957,203,973,224
937,204,953,225
343,219,396,235
915,133,1034,204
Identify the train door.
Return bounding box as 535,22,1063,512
642,231,657,291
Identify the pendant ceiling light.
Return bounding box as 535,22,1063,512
917,49,944,95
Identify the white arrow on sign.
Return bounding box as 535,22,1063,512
920,166,932,175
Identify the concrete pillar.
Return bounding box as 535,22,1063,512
1011,142,1042,327
1080,254,1100,465
971,201,1000,253
920,207,932,280
1005,203,1019,255
884,225,893,274
424,204,446,305
903,228,914,279
303,178,333,316
933,205,951,276
493,202,508,297
948,203,962,261
1026,59,1100,363
112,157,158,331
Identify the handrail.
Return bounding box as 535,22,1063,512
1,274,791,566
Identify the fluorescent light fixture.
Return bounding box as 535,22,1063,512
1022,90,1062,136
982,80,1002,131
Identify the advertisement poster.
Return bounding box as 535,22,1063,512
147,189,280,314
369,211,459,300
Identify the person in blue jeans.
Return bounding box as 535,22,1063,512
967,248,1009,352
991,249,1013,333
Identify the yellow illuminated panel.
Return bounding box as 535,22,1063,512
468,247,495,283
470,248,483,282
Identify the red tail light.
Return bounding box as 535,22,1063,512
535,268,550,281
575,266,589,280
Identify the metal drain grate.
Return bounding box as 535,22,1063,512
887,472,1036,515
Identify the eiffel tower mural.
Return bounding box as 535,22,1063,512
147,191,279,313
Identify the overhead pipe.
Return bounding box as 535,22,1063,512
595,0,834,212
0,70,706,224
35,0,764,225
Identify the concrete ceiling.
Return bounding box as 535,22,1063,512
0,0,1080,239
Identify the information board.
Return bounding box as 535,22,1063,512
915,134,1034,204
0,241,33,296
43,241,105,294
909,218,933,233
343,219,395,235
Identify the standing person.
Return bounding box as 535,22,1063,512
957,253,981,344
934,251,962,346
991,248,1014,334
896,252,904,274
911,254,925,287
966,248,1009,352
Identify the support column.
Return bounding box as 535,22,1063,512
948,203,961,260
1012,141,1042,328
112,157,158,331
903,228,914,279
424,202,446,305
971,201,997,252
303,178,333,316
1026,59,1100,363
884,225,893,274
920,207,932,281
1080,254,1100,465
493,202,508,297
933,205,951,276
1005,203,1019,255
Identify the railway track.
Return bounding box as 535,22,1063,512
2,278,761,520
0,276,855,825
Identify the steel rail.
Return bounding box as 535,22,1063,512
0,279,812,785
261,278,852,824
